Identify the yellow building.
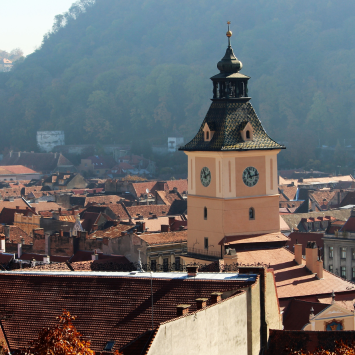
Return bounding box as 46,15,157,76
180,25,285,256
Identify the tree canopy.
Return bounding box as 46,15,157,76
1,0,355,169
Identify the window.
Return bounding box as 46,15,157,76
352,268,355,280
341,266,346,279
204,237,209,250
341,247,347,259
175,257,180,271
329,265,333,273
206,131,209,140
163,258,169,272
352,249,355,260
104,341,115,351
329,246,333,258
246,130,250,139
249,207,255,220
151,259,156,272
204,207,207,220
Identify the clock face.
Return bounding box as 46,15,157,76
200,166,211,187
242,166,259,187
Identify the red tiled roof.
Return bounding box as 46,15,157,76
88,224,133,239
234,247,355,299
6,226,31,244
340,215,355,232
101,204,130,220
219,232,289,246
85,195,122,206
126,205,170,219
0,165,39,175
138,230,187,245
310,190,336,207
0,273,254,353
132,179,188,198
279,185,298,201
0,208,34,224
283,299,328,330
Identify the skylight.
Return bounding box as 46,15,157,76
104,340,115,351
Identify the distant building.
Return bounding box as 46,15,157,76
37,131,65,152
0,58,12,72
168,135,184,152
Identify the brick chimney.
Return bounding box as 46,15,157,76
59,230,63,237
161,224,170,233
187,266,198,277
196,298,208,310
316,259,323,279
176,304,191,317
306,241,318,274
211,292,223,304
294,242,303,265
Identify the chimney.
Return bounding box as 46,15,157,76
121,232,126,236
187,266,198,277
16,206,19,210
43,255,50,264
71,208,75,215
176,304,191,317
316,259,323,279
92,252,99,261
141,222,145,233
161,224,170,233
18,152,21,158
59,230,63,237
17,242,22,258
45,233,51,256
0,235,5,253
211,292,223,304
306,241,318,274
58,208,62,215
169,216,175,226
196,298,208,310
294,243,303,265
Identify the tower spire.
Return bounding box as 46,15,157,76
227,21,232,48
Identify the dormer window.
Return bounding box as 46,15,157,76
203,122,215,142
240,121,254,142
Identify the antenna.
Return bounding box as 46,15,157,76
146,188,150,194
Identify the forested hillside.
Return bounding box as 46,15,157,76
1,0,355,169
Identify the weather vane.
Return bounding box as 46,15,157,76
226,21,232,46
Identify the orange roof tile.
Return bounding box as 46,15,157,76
138,230,187,245
234,247,355,299
89,224,133,239
219,232,289,246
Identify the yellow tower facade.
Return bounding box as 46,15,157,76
180,25,285,256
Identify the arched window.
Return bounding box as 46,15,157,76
204,207,207,220
246,130,250,139
206,131,209,140
249,207,255,220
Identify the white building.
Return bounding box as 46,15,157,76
37,131,65,152
168,135,184,152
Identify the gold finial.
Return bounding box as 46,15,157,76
226,21,232,38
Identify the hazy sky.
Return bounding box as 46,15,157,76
1,0,76,55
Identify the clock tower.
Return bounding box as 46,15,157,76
180,23,285,256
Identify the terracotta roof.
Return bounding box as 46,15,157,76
126,205,170,219
283,299,328,330
280,215,291,232
58,215,76,222
138,230,187,245
30,202,63,213
279,200,304,208
234,247,355,299
180,102,284,151
310,190,336,207
279,175,354,187
340,215,355,232
131,179,188,198
0,207,34,224
81,212,100,232
219,232,289,246
0,272,254,353
102,203,130,220
166,180,188,194
6,226,31,244
0,165,39,175
0,152,73,173
88,224,133,239
279,185,298,201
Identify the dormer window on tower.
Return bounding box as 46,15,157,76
240,121,254,142
203,122,215,142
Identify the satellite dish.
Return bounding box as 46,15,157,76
146,188,150,193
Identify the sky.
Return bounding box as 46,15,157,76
1,0,76,56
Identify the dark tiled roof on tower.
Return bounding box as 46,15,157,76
180,23,285,152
